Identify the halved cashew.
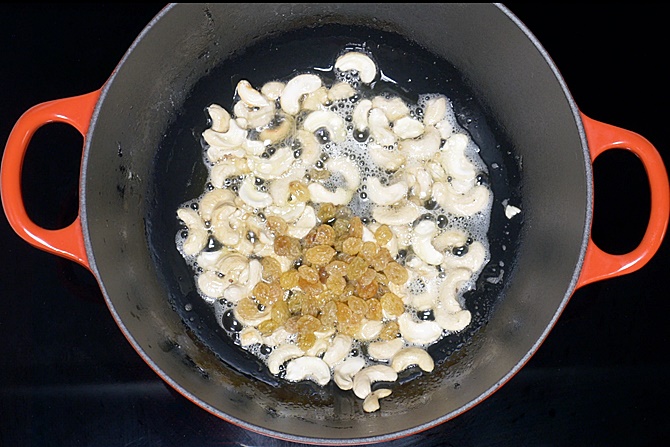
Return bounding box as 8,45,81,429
411,220,443,266
302,86,329,111
363,388,392,413
423,96,447,127
287,205,316,239
250,146,295,179
209,156,250,188
391,347,434,373
352,365,398,399
322,334,353,367
368,108,397,146
397,313,443,344
357,319,383,341
441,241,487,272
399,125,441,160
372,201,421,226
197,270,229,299
335,51,377,84
393,116,424,139
435,119,454,140
367,338,404,361
307,183,352,206
267,344,304,375
303,110,347,143
431,181,490,216
236,80,271,108
284,356,331,386
259,115,294,145
372,96,410,122
261,81,285,101
207,104,230,133
267,166,306,207
440,133,477,193
204,120,248,160
239,327,263,347
326,157,361,190
199,189,236,222
368,142,406,171
177,208,208,255
333,356,366,391
352,99,372,131
366,177,408,206
280,73,322,115
239,177,273,209
328,82,356,101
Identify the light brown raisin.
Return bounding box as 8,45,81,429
260,257,282,282
384,261,409,285
266,215,288,236
342,237,363,255
348,216,363,238
379,320,400,340
381,292,405,318
359,241,379,262
304,244,336,266
346,256,367,281
374,224,393,246
298,265,319,284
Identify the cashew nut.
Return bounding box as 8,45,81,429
352,98,372,132
301,86,329,111
259,115,294,145
431,181,490,216
440,133,477,194
261,81,285,101
238,177,273,209
363,388,392,413
328,81,356,101
368,107,397,147
249,146,295,179
393,116,425,139
326,156,361,190
267,344,304,374
284,356,331,386
368,141,406,171
357,319,383,341
209,156,250,188
367,338,404,361
372,201,421,226
207,104,230,133
322,334,353,367
397,313,443,345
423,96,447,127
280,73,322,115
352,365,398,399
333,356,366,391
372,96,410,122
399,125,441,160
335,51,377,84
307,183,352,206
391,347,435,373
236,79,271,108
366,177,408,206
239,327,263,347
177,208,208,256
303,110,347,143
287,205,317,239
197,270,229,299
411,220,444,266
441,241,487,273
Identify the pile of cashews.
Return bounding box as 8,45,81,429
176,49,493,412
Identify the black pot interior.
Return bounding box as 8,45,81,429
81,3,588,443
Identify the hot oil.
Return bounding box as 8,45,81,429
169,23,522,389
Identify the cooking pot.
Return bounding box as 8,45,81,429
2,3,668,445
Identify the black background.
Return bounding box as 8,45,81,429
1,4,668,447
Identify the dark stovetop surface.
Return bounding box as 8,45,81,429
1,4,668,447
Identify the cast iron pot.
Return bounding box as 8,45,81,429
2,3,669,445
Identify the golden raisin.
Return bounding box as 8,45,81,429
348,216,364,238
359,241,379,261
366,298,383,321
370,247,392,271
260,257,282,282
313,224,335,246
279,269,300,290
320,300,338,328
297,315,322,334
326,274,346,295
356,278,378,299
348,296,369,319
359,268,377,286
375,224,393,246
298,265,319,284
304,244,336,266
379,320,400,340
288,180,310,202
298,277,324,297
266,215,288,236
381,292,405,318
384,261,409,285
284,315,301,333
316,203,337,223
342,237,363,255
335,301,354,325
297,332,317,350
236,297,261,321
274,235,301,258
287,290,305,314
257,319,279,336
332,218,350,237
325,260,347,277
271,299,290,325
346,256,367,281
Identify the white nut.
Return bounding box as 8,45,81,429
411,220,444,266
198,188,236,221
368,108,397,147
284,356,331,386
306,336,332,357
363,388,392,413
261,81,285,101
301,86,329,111
222,258,261,303
352,99,372,131
303,110,347,143
404,270,439,311
368,142,406,171
366,177,408,206
432,229,469,252
177,208,207,255
431,181,490,216
372,96,410,122
197,270,228,299
391,347,435,373
434,307,472,332
265,201,306,223
352,365,398,399
287,205,316,239
195,249,225,271
238,177,273,209
397,313,443,345
322,334,353,367
393,116,425,139
249,146,295,179
440,133,477,194
207,104,231,133
405,166,433,201
236,79,271,108
367,338,404,361
259,115,294,144
442,241,487,273
209,156,250,188
399,125,441,160
328,82,356,101
280,73,322,115
372,201,421,226
267,344,304,375
326,157,361,190
262,326,292,347
203,117,247,151
333,356,366,391
239,327,264,347
335,51,377,84
209,204,241,246
435,118,454,140
423,96,447,127
357,319,383,341
307,183,352,206
295,129,320,166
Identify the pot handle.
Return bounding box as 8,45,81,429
576,113,669,288
0,90,101,270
